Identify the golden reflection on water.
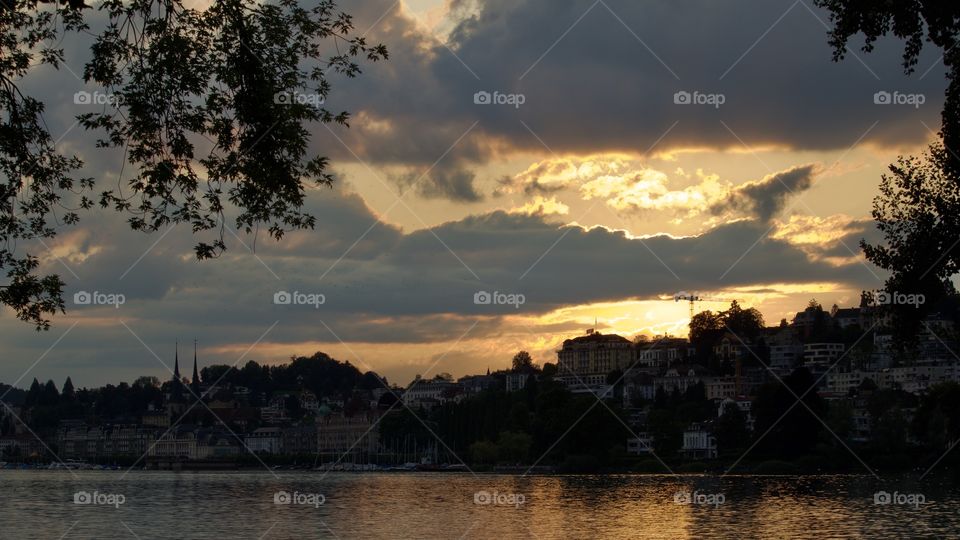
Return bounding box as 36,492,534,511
0,471,956,539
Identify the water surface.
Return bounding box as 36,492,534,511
1,471,956,538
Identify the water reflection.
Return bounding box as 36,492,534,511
0,471,956,538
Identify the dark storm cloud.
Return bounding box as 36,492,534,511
1,176,884,385
711,164,818,221
14,0,946,202
27,185,881,332
314,0,946,199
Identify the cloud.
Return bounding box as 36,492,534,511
500,155,817,223
306,0,946,199
16,0,946,202
392,162,484,202
710,164,818,221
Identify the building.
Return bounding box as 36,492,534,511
680,423,717,459
58,422,99,460
100,424,154,459
623,373,657,406
458,374,499,394
299,391,320,413
282,425,318,456
505,372,532,392
195,429,242,459
765,326,803,374
712,333,750,364
826,370,874,395
705,376,738,400
149,425,199,459
653,366,709,396
832,307,862,329
403,376,457,407
803,343,845,372
0,434,43,459
885,364,960,394
245,427,283,454
636,337,695,370
316,412,380,458
556,331,634,387
260,395,290,424
142,409,170,428
626,433,656,455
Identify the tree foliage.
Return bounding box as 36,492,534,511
815,1,960,346
860,144,960,344
815,1,960,174
1,0,386,328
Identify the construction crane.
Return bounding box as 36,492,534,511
673,291,702,319
672,291,730,319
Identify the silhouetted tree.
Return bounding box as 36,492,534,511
716,401,749,454
752,368,827,458
512,351,536,372
0,0,387,328
815,1,960,174
61,377,75,401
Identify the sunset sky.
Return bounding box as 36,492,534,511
4,0,952,388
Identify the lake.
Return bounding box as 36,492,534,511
1,471,957,538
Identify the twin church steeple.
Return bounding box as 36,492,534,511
170,340,202,401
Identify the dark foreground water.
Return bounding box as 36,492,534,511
1,471,958,539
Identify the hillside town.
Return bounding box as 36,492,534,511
0,295,958,472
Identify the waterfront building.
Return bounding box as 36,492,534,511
556,330,634,387
245,427,283,454
680,423,718,459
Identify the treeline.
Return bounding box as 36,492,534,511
379,377,634,472
2,352,385,431
381,368,960,474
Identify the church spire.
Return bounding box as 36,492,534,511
173,341,181,379
191,340,201,396
171,342,184,402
